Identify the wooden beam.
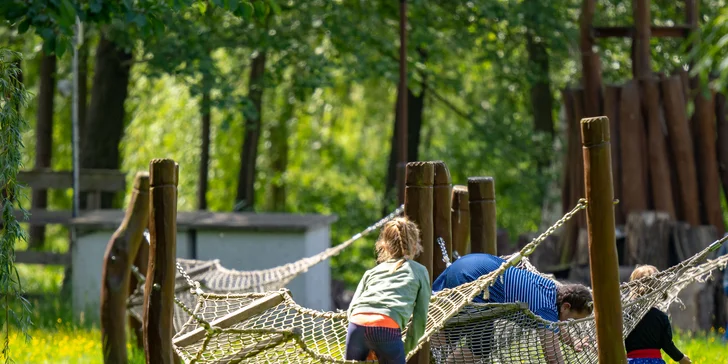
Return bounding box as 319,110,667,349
15,251,70,265
172,292,286,347
431,161,452,279
17,169,126,192
12,210,72,225
593,25,691,38
450,185,470,256
468,177,497,255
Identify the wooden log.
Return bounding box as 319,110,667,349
692,90,725,234
431,161,452,279
661,76,701,226
716,94,728,214
677,69,691,103
573,90,587,228
129,232,149,349
143,159,178,364
450,185,470,257
559,89,582,264
632,0,651,79
579,0,603,116
619,81,649,216
641,78,676,219
101,172,150,364
404,161,434,364
604,86,624,225
580,116,627,364
14,251,70,265
468,177,497,255
624,211,673,270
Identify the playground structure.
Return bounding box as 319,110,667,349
95,116,728,363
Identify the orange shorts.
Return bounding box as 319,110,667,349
349,313,400,329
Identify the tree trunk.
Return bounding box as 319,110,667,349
78,39,88,136
382,87,425,216
198,87,211,211
64,36,132,298
716,94,728,212
234,52,267,212
81,36,133,201
268,91,296,212
526,33,554,138
29,49,56,250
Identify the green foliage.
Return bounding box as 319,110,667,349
0,49,31,364
688,4,728,91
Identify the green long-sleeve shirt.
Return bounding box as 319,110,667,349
347,259,431,354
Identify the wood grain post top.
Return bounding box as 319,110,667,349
149,159,178,186
431,161,451,186
132,172,150,191
452,185,469,210
581,116,611,147
467,177,495,201
405,161,435,186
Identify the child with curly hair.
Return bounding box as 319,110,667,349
346,217,431,364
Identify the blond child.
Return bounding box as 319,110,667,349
624,265,691,364
346,217,431,364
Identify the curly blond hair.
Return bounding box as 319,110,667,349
630,264,659,297
375,217,423,271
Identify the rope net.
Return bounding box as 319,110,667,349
127,206,405,331
170,201,728,364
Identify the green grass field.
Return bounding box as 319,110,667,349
4,265,727,363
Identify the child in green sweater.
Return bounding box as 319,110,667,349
346,217,431,364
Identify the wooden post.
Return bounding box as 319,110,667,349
101,172,150,364
404,161,433,364
143,159,178,364
451,185,470,257
693,90,725,234
431,161,452,279
641,78,676,219
580,0,603,116
619,81,649,216
632,0,651,79
661,75,701,226
716,94,728,212
468,177,497,255
581,116,627,364
604,86,623,225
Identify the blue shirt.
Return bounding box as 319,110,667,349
432,253,559,322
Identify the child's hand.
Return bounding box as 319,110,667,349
679,356,692,364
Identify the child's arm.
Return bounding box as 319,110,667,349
404,269,431,354
661,312,689,363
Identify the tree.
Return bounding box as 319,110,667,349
0,49,32,364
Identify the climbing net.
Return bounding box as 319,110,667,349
127,206,405,331
169,200,728,363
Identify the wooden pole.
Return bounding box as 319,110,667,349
641,78,676,219
431,161,452,279
619,81,649,216
396,0,408,205
693,90,725,234
580,0,603,116
143,159,178,364
661,75,701,226
404,161,433,364
451,185,470,257
100,172,150,364
468,177,497,255
632,0,651,79
603,86,624,225
716,94,728,214
581,116,627,364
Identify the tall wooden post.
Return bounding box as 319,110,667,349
143,159,178,364
431,161,452,279
581,116,627,364
129,235,149,349
451,185,470,256
632,0,651,79
404,161,433,364
100,172,150,364
468,177,497,255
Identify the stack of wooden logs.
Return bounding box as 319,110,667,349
558,69,728,331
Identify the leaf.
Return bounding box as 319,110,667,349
253,1,267,18
55,39,68,57
239,2,254,19
17,19,31,34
